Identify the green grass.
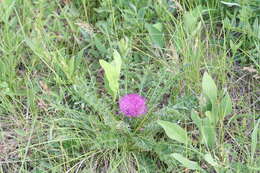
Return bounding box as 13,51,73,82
0,0,259,172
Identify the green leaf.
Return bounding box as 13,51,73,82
230,40,243,55
111,50,122,75
118,37,130,58
191,111,216,147
191,110,202,127
171,153,202,170
94,36,107,54
202,72,218,103
220,92,232,119
201,118,216,147
183,5,203,35
0,0,16,23
251,120,260,162
15,129,26,137
146,23,165,48
204,153,219,167
99,50,122,100
200,95,212,113
206,110,216,125
157,120,191,144
153,23,163,31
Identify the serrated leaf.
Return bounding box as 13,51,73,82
158,120,191,144
99,50,122,100
202,72,218,103
204,153,219,167
133,137,154,151
171,153,202,170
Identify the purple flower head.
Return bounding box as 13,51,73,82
119,93,147,117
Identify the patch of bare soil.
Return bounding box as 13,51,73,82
224,65,260,163
0,117,30,172
229,65,259,115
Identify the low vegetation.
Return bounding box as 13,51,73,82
0,0,259,172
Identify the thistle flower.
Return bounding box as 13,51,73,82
119,93,147,117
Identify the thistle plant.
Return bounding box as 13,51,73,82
119,93,147,117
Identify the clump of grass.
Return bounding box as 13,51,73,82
0,0,259,172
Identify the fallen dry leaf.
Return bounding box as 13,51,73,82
37,99,49,110
243,66,258,73
61,0,70,4
253,74,260,80
39,80,50,94
75,22,95,36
